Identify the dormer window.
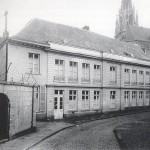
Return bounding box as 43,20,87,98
109,49,114,53
124,52,134,57
142,47,146,54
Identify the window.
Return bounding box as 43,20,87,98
82,63,90,82
124,69,130,84
69,61,78,82
110,67,117,83
124,91,130,107
132,70,137,85
145,72,150,86
93,65,101,83
34,87,40,112
139,71,144,86
93,91,100,109
145,91,150,106
54,59,65,81
69,90,77,110
82,91,89,109
29,53,40,74
110,91,116,109
132,91,137,107
139,91,144,106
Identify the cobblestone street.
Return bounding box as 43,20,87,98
31,112,150,150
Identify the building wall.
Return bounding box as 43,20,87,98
47,52,102,87
0,44,6,81
0,83,36,139
7,44,47,85
46,52,150,119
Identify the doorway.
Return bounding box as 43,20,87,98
54,90,63,119
0,93,9,140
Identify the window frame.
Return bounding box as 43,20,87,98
28,53,40,74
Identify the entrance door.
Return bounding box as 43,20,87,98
0,94,9,140
54,90,63,119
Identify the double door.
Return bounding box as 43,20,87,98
54,90,63,119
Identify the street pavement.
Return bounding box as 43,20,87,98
30,112,150,150
0,121,74,150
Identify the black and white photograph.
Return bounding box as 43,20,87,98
0,0,150,149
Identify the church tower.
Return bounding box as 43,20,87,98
115,0,138,41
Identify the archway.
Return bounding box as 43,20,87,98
0,93,9,140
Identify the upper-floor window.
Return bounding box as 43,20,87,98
110,66,117,83
93,65,101,83
29,53,40,74
54,59,65,81
139,71,144,85
69,61,78,82
132,70,137,85
145,72,150,86
82,63,90,82
124,69,130,84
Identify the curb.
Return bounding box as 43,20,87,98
71,110,150,125
25,124,75,150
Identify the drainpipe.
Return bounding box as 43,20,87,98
31,86,34,129
101,51,104,113
4,11,9,82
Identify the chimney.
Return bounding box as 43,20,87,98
3,11,9,39
82,25,90,31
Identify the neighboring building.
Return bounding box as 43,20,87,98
0,18,150,120
115,0,150,57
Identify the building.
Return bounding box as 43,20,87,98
115,0,150,57
0,18,150,120
0,36,36,141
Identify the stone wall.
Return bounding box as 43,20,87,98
0,82,36,139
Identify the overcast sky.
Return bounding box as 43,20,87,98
0,0,150,38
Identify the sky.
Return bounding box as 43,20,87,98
0,0,150,38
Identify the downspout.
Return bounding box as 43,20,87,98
4,11,9,82
31,86,34,129
120,63,122,111
101,51,104,113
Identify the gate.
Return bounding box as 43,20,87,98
0,93,9,140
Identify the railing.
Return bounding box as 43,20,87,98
81,78,90,83
139,82,144,86
124,81,130,85
131,82,137,86
145,83,150,87
68,77,78,82
93,79,101,83
54,76,65,82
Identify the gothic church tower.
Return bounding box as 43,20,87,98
115,0,138,41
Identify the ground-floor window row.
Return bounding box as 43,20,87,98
53,90,150,111
35,88,150,113
124,90,150,107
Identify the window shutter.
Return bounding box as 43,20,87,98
40,85,46,111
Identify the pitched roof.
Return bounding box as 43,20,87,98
127,25,150,42
12,18,149,61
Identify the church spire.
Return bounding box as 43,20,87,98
115,0,138,41
121,0,132,10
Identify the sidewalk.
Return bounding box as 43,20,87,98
0,121,74,150
114,118,150,150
